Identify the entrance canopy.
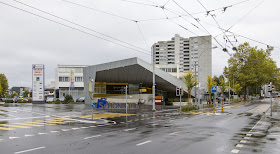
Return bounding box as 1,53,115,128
83,57,188,104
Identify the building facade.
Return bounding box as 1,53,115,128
152,34,212,89
55,65,88,100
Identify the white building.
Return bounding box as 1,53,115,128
152,34,212,89
55,65,88,100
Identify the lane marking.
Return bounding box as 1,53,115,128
124,128,136,132
246,134,252,137
0,126,15,130
169,132,179,135
72,128,80,130
13,123,44,127
135,119,139,121
244,137,250,140
9,137,19,139
25,134,35,137
81,127,89,129
240,140,247,143
0,124,30,128
14,146,46,154
84,135,101,140
0,139,3,141
50,131,59,133
231,149,239,153
0,116,50,121
136,140,151,146
38,133,48,135
120,122,125,124
61,129,71,132
89,126,96,128
236,144,244,148
98,125,105,127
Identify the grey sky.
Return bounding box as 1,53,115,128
0,0,279,88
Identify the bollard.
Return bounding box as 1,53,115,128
222,107,224,112
213,108,215,113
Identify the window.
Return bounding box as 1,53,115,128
59,77,69,82
75,77,83,82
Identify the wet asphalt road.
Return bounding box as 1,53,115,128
0,99,280,154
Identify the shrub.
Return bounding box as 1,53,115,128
54,99,61,104
182,104,199,112
64,95,74,104
47,101,53,104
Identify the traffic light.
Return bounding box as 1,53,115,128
176,87,183,96
176,88,180,96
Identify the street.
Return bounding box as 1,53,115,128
0,99,280,154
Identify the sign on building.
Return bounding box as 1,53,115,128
32,64,45,103
70,69,75,89
212,86,217,93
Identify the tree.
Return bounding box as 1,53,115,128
219,78,228,104
183,71,198,104
23,91,29,97
0,74,8,97
224,42,278,100
205,75,217,104
234,84,243,98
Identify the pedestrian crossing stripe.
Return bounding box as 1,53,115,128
27,122,56,125
0,126,15,130
184,112,212,115
12,123,44,127
0,124,30,128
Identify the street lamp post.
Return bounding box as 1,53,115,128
151,46,156,111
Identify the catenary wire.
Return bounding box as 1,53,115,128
0,1,151,56
10,0,151,54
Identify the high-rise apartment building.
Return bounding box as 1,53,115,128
152,34,212,89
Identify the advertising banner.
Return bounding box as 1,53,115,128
32,64,44,102
70,69,75,89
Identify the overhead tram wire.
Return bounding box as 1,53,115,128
196,0,234,48
171,0,224,49
227,0,265,31
120,0,159,7
10,0,151,55
135,22,150,50
0,1,151,56
199,18,280,50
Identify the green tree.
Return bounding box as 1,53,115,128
205,75,217,104
219,78,228,104
224,42,278,100
234,84,243,98
23,91,29,97
0,74,8,97
183,71,198,104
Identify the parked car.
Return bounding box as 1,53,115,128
76,97,85,102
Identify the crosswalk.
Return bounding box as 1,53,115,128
184,112,212,115
0,118,76,131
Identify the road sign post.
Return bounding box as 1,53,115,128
91,103,95,120
212,86,217,113
176,87,183,112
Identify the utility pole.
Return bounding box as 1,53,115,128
194,61,197,106
125,85,128,114
152,46,156,111
229,79,231,104
270,82,272,117
180,86,182,112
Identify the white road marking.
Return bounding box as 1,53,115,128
135,119,139,121
231,149,239,153
38,133,48,135
50,131,59,133
127,120,132,122
246,134,252,137
240,140,247,143
169,132,179,135
146,118,150,120
236,144,244,148
71,128,80,130
81,127,89,129
9,137,19,140
25,134,35,137
89,126,96,128
120,122,125,124
124,128,136,132
14,146,46,154
84,135,101,140
61,129,71,132
244,137,250,140
98,125,105,127
136,140,151,146
0,116,50,121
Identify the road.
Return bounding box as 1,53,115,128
0,99,279,154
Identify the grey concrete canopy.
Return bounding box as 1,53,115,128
83,57,187,104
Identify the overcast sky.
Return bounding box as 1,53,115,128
0,0,279,88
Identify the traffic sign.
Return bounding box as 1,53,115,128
92,103,95,108
212,86,217,93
